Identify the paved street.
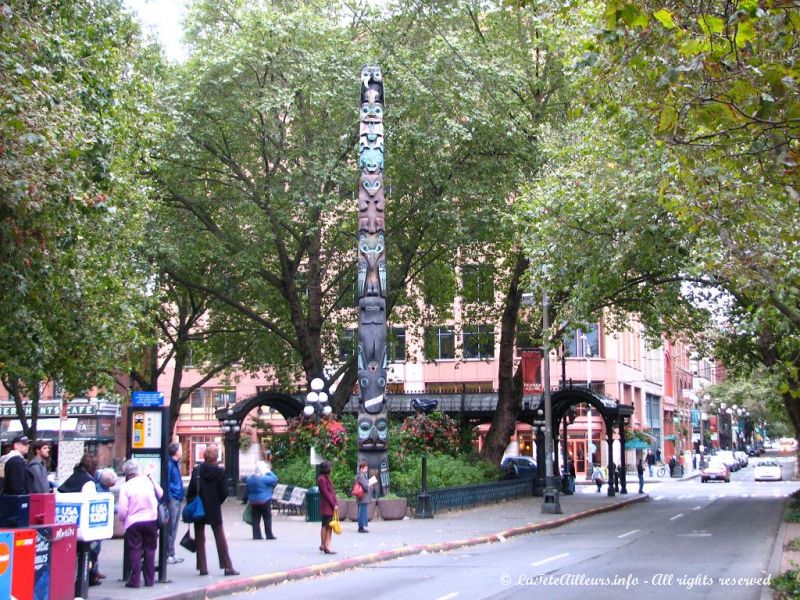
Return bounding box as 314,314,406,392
78,455,796,600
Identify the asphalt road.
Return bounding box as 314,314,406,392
234,456,797,600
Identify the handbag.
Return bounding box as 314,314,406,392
149,476,169,528
330,508,342,535
179,527,197,553
243,504,253,525
182,469,205,523
351,480,365,500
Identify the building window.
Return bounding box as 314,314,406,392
563,324,600,357
422,262,456,307
646,393,661,448
213,390,235,408
461,264,494,304
463,325,494,359
424,326,456,360
189,389,208,409
339,329,357,362
388,327,406,362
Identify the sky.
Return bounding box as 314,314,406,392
125,0,188,62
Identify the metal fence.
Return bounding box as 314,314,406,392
406,477,534,514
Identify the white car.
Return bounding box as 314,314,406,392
753,459,782,482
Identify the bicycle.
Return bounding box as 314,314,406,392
655,462,667,477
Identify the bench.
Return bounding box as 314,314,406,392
271,484,307,515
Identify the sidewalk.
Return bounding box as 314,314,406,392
91,489,649,600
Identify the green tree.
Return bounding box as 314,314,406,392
0,1,162,437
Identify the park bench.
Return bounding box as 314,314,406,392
271,484,307,515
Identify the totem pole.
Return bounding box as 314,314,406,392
356,65,390,494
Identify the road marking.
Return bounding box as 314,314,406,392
654,495,665,501
434,594,458,600
670,513,684,521
677,531,712,538
618,529,640,539
532,553,570,567
692,506,702,511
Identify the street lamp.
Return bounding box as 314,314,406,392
582,334,593,479
304,377,332,421
541,291,562,514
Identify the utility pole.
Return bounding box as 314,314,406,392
541,290,561,514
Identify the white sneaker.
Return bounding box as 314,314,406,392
167,556,184,564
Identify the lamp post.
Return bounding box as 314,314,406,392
582,334,593,479
221,411,242,496
541,290,561,514
304,377,332,422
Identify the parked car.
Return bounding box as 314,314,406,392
779,438,798,453
733,451,749,467
715,450,740,472
700,458,730,483
501,456,537,478
753,459,782,482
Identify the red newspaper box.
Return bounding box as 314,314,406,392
28,494,55,526
10,528,36,600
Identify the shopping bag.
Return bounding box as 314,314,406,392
331,508,342,535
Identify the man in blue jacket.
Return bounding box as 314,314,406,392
166,443,185,564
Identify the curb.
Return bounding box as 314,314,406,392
157,494,649,600
760,496,791,600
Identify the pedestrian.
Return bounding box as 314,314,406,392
668,455,677,476
591,464,604,493
245,460,278,540
614,462,622,492
2,435,30,494
27,440,51,493
58,452,98,493
166,443,185,564
187,444,238,576
693,452,698,470
263,448,273,470
637,458,645,493
655,448,662,463
117,460,161,588
354,461,371,533
317,460,338,554
645,449,656,477
91,468,118,584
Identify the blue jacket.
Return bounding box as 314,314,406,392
245,472,278,505
168,457,184,501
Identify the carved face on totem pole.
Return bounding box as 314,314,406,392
357,410,389,466
358,173,385,234
360,65,383,104
358,232,386,297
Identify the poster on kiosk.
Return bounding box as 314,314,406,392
127,391,170,582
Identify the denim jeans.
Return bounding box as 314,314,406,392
167,498,183,558
358,502,369,530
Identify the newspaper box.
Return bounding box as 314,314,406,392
54,493,114,541
10,528,35,600
32,524,77,600
0,531,13,600
29,494,56,526
0,494,30,528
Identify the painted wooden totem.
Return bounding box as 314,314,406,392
357,65,390,493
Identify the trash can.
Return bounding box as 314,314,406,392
305,486,321,522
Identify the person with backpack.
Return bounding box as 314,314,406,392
27,440,52,493
591,464,604,493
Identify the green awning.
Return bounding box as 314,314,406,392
625,439,651,450
664,434,677,441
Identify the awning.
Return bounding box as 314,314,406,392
625,439,651,450
664,434,677,441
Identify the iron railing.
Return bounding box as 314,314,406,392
404,476,534,514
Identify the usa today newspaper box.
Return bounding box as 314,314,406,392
54,492,114,541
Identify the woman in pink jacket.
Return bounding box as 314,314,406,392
117,459,162,588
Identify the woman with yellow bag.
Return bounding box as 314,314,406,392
317,460,339,554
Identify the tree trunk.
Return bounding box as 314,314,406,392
482,252,529,465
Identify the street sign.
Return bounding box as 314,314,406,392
131,391,164,407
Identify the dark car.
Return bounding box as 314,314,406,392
501,456,537,478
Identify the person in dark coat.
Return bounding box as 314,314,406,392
637,458,645,493
317,460,338,554
186,445,238,576
2,435,30,494
58,452,97,493
245,461,278,540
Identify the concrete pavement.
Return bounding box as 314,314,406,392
88,484,656,600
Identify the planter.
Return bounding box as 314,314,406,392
377,497,408,520
347,499,376,522
337,498,354,521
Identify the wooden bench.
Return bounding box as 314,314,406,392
271,484,307,515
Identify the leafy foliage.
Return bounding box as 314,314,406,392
389,454,503,498
394,411,460,458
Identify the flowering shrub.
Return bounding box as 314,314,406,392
284,416,350,463
395,411,459,458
